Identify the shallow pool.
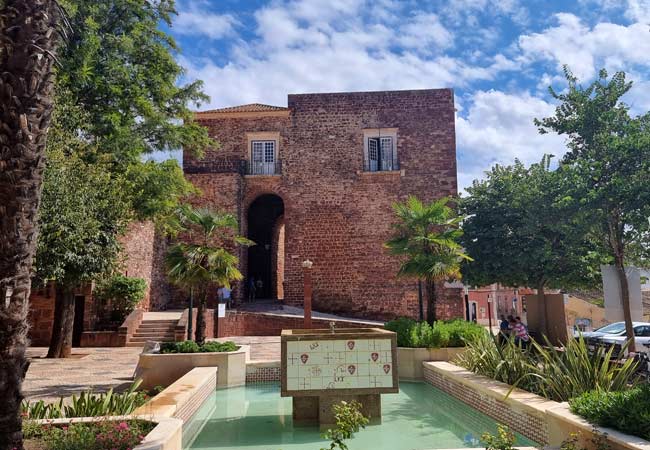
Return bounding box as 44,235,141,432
184,382,537,450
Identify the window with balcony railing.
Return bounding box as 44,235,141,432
363,129,399,172
248,140,281,175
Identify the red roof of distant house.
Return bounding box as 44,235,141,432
196,103,289,115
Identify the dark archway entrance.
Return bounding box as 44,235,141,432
247,194,285,300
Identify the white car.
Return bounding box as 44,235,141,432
599,323,650,352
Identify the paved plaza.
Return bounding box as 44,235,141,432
24,336,280,402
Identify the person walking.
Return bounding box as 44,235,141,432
248,277,256,302
498,315,510,344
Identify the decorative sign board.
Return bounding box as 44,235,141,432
281,328,398,397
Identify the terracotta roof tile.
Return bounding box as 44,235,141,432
196,103,288,114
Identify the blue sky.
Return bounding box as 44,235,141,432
161,0,650,190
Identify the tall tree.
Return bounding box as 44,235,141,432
385,196,470,324
37,146,129,358
57,0,213,167
0,1,63,448
461,156,600,333
536,68,650,351
166,207,252,344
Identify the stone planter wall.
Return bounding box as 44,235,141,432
134,345,249,390
423,361,650,450
397,347,466,379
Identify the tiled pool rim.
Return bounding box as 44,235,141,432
134,354,650,450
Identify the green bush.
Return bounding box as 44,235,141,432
94,275,147,322
24,420,155,450
384,317,417,347
159,340,238,354
456,334,639,402
22,381,148,419
570,384,650,440
385,318,485,348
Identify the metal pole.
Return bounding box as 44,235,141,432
464,286,470,321
302,260,313,329
487,294,493,335
418,280,424,322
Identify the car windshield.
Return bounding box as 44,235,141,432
594,323,626,334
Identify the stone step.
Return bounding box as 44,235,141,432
128,337,176,344
135,326,176,332
132,333,176,339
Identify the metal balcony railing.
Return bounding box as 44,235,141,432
363,155,400,172
246,160,282,175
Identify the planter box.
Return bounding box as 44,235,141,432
134,345,249,390
423,361,650,450
397,347,466,379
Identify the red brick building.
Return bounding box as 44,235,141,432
183,89,463,321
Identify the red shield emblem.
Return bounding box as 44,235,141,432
371,352,379,362
383,364,391,374
348,365,356,375
347,341,355,350
300,353,309,364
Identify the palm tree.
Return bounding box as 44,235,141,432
385,196,471,324
166,206,253,344
0,1,63,448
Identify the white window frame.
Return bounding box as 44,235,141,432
363,128,398,172
247,132,280,175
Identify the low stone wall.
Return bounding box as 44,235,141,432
423,361,650,450
134,345,248,390
219,311,380,337
397,347,466,379
80,331,120,347
135,366,218,423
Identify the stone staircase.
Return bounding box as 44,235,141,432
126,318,178,347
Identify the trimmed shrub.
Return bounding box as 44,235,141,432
570,384,650,440
159,340,238,354
385,318,485,348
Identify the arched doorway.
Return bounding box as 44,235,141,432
247,194,285,300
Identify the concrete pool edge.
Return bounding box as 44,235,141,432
424,361,650,450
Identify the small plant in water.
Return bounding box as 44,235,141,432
320,400,369,450
480,424,515,450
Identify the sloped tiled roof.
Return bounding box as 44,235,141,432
196,103,288,114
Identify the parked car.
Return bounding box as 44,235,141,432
599,323,650,353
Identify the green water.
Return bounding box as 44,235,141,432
185,382,537,450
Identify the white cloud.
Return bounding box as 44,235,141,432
518,13,650,80
456,90,566,190
625,0,650,23
174,3,238,40
179,1,515,109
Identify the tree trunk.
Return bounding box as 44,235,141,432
56,287,75,358
614,258,636,352
195,291,207,345
425,279,437,325
47,286,75,358
537,281,549,340
46,284,65,358
0,1,62,448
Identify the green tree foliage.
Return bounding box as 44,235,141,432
385,196,471,324
57,0,214,165
166,206,253,344
535,68,650,350
461,156,600,331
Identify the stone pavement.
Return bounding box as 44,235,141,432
24,336,281,402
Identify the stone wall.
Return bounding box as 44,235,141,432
119,221,170,311
28,289,55,346
217,311,380,337
182,89,463,322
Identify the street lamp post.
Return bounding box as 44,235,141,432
487,294,493,334
302,259,313,329
464,286,470,322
